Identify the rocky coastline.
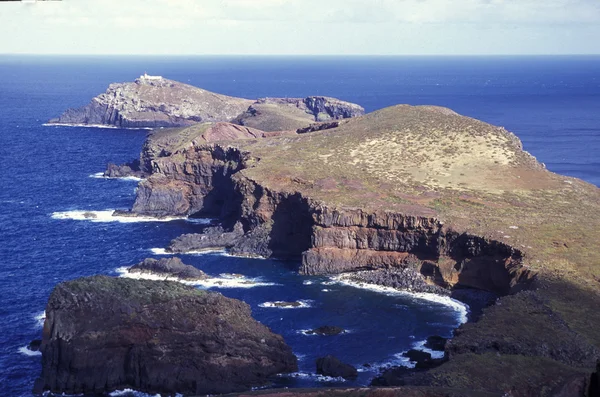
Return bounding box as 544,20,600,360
40,85,600,396
47,76,364,129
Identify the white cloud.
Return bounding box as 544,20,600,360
0,0,599,54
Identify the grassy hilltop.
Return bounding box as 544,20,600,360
141,104,600,395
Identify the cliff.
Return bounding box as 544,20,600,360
120,104,600,395
48,76,364,129
48,76,253,128
34,276,297,396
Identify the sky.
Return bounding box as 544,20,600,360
1,0,599,55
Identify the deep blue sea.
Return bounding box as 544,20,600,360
0,56,598,397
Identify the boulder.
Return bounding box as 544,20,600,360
28,339,42,352
315,355,358,379
103,159,146,179
33,276,297,396
127,257,208,281
305,326,345,336
424,336,447,351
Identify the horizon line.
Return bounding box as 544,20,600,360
2,53,600,57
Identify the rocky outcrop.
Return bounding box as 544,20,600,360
103,159,146,179
315,355,358,379
49,76,253,128
233,97,365,132
34,276,297,396
49,77,364,130
167,221,273,258
305,326,346,336
336,268,448,295
127,257,208,281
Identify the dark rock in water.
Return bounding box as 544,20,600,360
228,223,273,258
28,339,42,352
370,366,413,386
305,326,345,336
272,301,303,308
403,349,432,364
168,222,244,253
104,159,146,179
315,355,358,379
402,349,445,370
128,257,208,281
33,276,297,396
82,212,97,219
338,268,448,295
424,335,447,351
168,222,273,258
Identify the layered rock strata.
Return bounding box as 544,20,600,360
34,276,297,396
113,104,600,395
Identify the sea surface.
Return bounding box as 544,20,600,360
0,55,598,397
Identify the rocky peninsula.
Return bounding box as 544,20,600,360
47,75,364,129
33,276,297,396
113,103,600,395
45,80,600,396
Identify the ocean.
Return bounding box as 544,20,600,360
0,55,598,397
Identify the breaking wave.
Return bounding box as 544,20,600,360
116,267,278,289
259,300,314,309
89,172,143,182
331,275,469,325
51,210,186,223
18,346,41,357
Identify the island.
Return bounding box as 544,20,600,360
47,74,365,129
41,81,600,396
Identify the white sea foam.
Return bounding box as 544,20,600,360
302,280,314,285
412,339,445,359
277,372,347,383
332,275,469,325
18,346,42,357
117,267,277,289
150,247,228,256
185,218,213,225
34,311,46,328
221,252,268,260
43,123,152,130
89,172,143,182
109,389,167,397
51,210,186,223
259,300,313,309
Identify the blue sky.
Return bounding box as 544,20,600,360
1,0,599,55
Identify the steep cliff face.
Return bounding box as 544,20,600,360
49,77,253,128
121,104,600,395
49,78,365,130
130,138,533,295
34,276,297,396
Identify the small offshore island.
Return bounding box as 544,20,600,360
37,76,600,397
